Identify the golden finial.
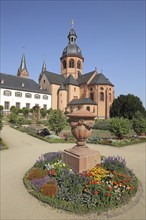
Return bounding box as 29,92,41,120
72,18,74,28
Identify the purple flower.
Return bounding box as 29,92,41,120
31,175,51,190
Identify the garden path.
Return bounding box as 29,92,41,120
1,125,146,220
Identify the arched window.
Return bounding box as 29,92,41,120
63,60,66,69
25,93,32,98
15,92,22,97
34,94,40,99
100,87,104,90
3,90,11,96
90,87,94,100
90,93,94,100
86,106,90,111
77,60,81,69
100,92,104,101
69,59,74,68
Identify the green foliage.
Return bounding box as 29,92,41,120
40,108,47,118
110,94,145,120
48,109,67,135
10,106,21,114
8,113,18,124
17,117,25,126
0,113,3,131
87,135,101,144
132,111,146,135
22,107,30,117
0,105,4,111
93,119,110,130
109,117,131,139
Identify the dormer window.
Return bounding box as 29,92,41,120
21,83,24,87
1,79,4,84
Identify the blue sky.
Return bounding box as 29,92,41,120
1,0,145,107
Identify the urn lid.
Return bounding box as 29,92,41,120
67,110,96,119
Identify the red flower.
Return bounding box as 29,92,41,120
49,169,55,176
130,186,135,190
107,193,111,197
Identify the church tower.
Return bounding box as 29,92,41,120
17,53,29,78
60,20,84,79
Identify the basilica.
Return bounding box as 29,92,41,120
0,22,114,118
39,22,114,118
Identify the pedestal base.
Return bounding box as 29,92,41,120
62,146,101,173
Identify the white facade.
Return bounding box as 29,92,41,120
0,88,51,114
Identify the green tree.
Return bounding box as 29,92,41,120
110,94,145,120
0,105,3,112
17,117,24,127
132,111,146,135
0,112,3,137
109,117,131,139
10,106,21,114
22,107,29,117
40,108,47,118
48,109,67,135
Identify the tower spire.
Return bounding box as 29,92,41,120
71,18,74,28
17,48,29,78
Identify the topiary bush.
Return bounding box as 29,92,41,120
109,117,131,139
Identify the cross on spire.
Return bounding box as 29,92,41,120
72,18,74,28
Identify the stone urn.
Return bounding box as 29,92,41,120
62,109,101,173
68,110,95,147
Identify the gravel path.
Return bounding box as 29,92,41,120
1,125,146,220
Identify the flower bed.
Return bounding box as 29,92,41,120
87,135,146,147
23,152,138,214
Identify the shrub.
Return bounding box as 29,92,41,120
8,113,17,124
93,120,110,130
22,107,30,117
40,179,58,197
17,117,24,126
109,117,131,139
27,168,48,180
132,112,146,135
48,109,67,135
87,135,101,144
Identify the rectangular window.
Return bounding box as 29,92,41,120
15,92,22,97
26,103,30,109
43,104,47,109
4,102,10,110
16,102,21,109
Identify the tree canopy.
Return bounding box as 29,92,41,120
110,94,145,120
48,109,67,135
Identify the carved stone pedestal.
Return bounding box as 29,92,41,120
62,109,101,173
62,146,101,173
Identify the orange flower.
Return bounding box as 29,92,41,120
94,190,98,195
108,186,112,191
107,193,111,197
86,185,88,188
84,189,87,192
